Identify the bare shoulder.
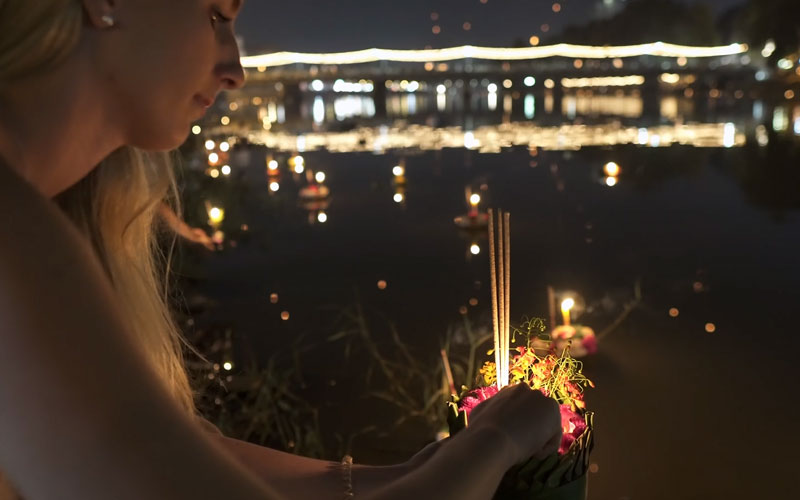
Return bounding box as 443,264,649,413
0,157,87,255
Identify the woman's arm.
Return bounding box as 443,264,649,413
216,437,410,500
0,163,279,500
216,385,560,500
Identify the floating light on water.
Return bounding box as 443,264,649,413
317,211,328,223
221,165,231,176
315,171,326,183
393,165,405,177
192,125,202,135
377,280,388,290
436,84,447,94
219,141,230,152
487,83,498,93
705,323,716,333
294,163,305,174
223,362,233,371
393,193,404,203
269,181,280,192
469,193,481,206
205,140,216,150
524,76,536,87
603,162,621,177
503,79,513,89
268,159,279,171
208,152,219,165
311,79,324,92
755,125,769,147
605,176,618,187
220,116,231,125
762,40,776,58
270,293,279,304
470,244,481,255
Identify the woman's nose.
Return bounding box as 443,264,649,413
216,32,246,90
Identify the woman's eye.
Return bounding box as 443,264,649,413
210,9,232,28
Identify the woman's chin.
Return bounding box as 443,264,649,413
131,127,191,153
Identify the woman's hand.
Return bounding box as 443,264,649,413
466,384,562,466
186,227,216,250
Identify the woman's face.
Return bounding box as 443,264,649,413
100,0,245,151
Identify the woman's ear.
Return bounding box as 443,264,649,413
81,0,118,29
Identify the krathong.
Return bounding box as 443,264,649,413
447,209,595,499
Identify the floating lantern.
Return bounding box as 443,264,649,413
603,161,621,177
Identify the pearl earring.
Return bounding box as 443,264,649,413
101,15,115,27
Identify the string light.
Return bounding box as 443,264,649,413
241,43,748,68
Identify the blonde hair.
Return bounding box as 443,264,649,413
1,0,196,413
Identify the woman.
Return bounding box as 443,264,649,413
0,1,562,499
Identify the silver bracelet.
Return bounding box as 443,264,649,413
340,455,354,499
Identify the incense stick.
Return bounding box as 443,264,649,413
440,349,457,396
497,211,505,387
488,209,501,385
488,209,512,389
504,211,511,388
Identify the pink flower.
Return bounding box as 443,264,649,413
457,386,500,417
581,335,598,355
559,405,587,454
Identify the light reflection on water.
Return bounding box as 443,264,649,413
243,122,745,153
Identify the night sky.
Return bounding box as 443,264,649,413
236,0,748,54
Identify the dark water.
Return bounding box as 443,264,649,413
178,87,800,499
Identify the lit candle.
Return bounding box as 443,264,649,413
561,298,575,326
207,206,225,227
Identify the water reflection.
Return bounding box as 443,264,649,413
244,122,745,153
